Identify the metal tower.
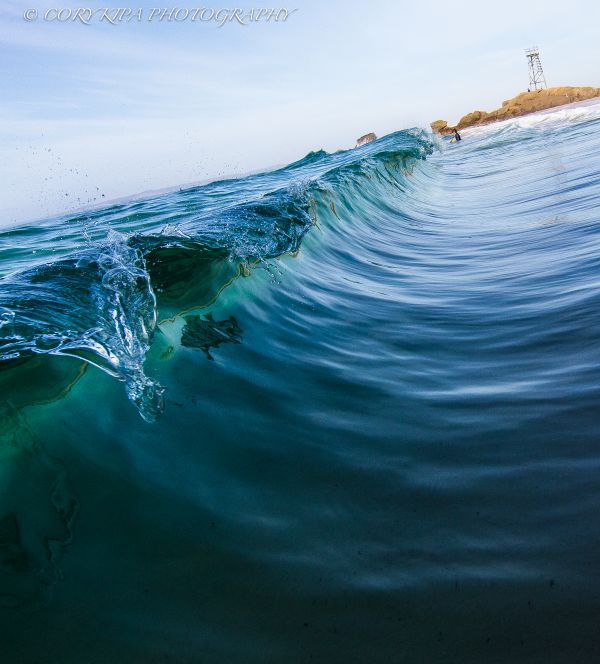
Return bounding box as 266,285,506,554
525,47,547,91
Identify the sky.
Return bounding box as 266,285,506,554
1,0,600,224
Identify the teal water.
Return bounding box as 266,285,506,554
2,105,600,661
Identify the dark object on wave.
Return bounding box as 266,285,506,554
453,128,462,142
181,313,242,361
355,132,377,147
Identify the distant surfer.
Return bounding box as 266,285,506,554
453,128,462,142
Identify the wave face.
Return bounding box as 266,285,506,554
3,104,600,661
0,130,431,420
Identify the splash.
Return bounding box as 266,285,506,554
0,130,433,419
0,232,163,422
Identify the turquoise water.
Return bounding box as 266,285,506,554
2,104,600,661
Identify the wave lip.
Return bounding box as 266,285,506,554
0,130,434,419
0,231,163,422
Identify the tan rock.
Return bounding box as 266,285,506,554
456,110,489,130
431,86,600,133
356,132,377,147
430,120,453,136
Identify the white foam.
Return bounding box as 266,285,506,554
460,97,600,138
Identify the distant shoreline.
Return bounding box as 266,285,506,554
431,86,600,135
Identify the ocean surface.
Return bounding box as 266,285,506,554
2,101,600,662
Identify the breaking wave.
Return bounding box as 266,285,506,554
0,130,433,420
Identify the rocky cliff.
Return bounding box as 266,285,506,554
431,86,600,135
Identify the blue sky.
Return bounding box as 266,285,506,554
1,0,600,223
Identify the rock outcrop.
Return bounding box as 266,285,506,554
430,86,600,134
356,132,377,147
430,120,452,136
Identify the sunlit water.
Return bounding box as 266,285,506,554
2,101,600,662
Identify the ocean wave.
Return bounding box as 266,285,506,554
0,231,162,421
0,130,433,419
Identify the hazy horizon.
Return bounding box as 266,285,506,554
2,0,600,225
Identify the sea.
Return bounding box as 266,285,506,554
2,99,600,662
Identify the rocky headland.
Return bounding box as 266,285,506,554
431,86,600,135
